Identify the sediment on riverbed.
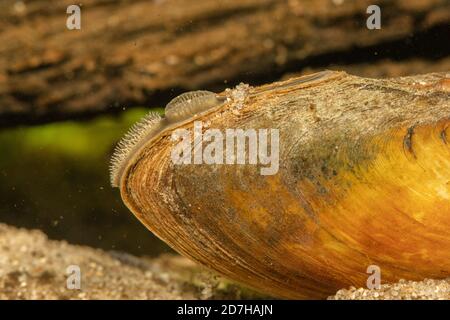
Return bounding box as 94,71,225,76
1,223,448,300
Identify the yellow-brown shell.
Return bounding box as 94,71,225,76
114,71,450,299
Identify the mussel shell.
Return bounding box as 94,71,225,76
119,71,450,299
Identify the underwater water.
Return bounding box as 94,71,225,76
0,108,171,256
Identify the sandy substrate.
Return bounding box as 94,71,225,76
0,223,448,300
330,279,450,300
0,223,254,299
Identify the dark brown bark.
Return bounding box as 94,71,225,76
0,0,449,126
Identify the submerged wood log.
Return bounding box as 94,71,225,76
114,71,450,299
0,0,449,126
